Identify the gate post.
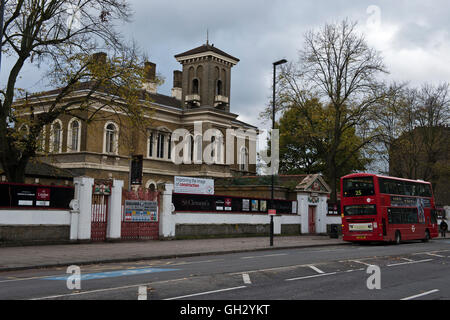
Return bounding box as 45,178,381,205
74,176,94,241
160,183,175,238
107,179,123,241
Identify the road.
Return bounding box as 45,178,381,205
0,239,449,302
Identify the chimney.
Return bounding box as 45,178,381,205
143,61,157,94
171,70,182,100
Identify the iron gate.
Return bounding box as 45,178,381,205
91,194,108,241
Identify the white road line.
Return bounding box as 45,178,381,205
171,259,224,266
242,273,252,284
240,253,288,260
308,265,325,274
400,258,414,262
285,272,337,282
138,286,147,300
29,277,190,300
401,289,439,300
350,260,373,266
424,253,445,258
164,286,247,300
387,259,433,267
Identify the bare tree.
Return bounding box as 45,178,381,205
276,19,388,202
0,0,155,182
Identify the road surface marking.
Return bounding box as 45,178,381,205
171,259,224,266
242,273,252,284
308,265,325,274
387,259,433,267
400,258,414,262
30,277,191,300
229,263,312,275
349,260,373,266
285,272,337,282
424,253,445,258
401,289,439,300
138,286,147,300
164,286,247,300
241,253,288,259
42,267,179,280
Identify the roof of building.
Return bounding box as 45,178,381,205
175,43,240,62
215,174,309,190
0,161,75,179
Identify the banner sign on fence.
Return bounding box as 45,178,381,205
0,183,74,209
124,200,158,222
174,176,214,195
172,193,296,215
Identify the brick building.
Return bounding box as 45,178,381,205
15,43,258,189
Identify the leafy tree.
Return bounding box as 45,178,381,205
0,0,156,182
277,98,370,188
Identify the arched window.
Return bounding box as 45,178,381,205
192,79,199,94
157,133,165,158
240,147,249,171
68,119,81,152
145,179,157,191
148,132,154,157
216,80,223,96
190,135,195,162
104,122,118,154
50,120,63,153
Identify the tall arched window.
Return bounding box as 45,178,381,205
148,132,154,158
216,80,223,96
50,120,63,153
192,79,199,94
157,133,165,159
104,122,118,154
240,147,249,171
68,119,81,152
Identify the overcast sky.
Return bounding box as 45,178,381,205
117,0,450,131
2,0,450,132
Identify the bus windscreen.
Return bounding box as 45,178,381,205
343,177,375,197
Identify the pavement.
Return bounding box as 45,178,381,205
1,234,448,272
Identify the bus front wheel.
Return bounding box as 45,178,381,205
395,231,401,245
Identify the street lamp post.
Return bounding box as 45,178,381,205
0,0,5,73
270,59,287,247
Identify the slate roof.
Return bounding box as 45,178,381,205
175,43,240,62
0,161,75,179
21,81,183,109
215,174,309,190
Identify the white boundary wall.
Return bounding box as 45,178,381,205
0,210,71,225
159,183,338,238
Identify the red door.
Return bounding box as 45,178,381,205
308,206,316,234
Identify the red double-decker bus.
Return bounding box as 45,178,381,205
340,173,439,244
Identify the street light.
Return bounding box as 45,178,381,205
0,0,4,73
270,58,287,247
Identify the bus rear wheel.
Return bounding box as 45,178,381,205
394,231,401,245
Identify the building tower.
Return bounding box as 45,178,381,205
174,43,239,112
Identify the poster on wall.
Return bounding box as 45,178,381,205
251,199,259,211
36,188,51,206
124,200,158,222
174,176,214,195
260,200,267,212
242,199,250,211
